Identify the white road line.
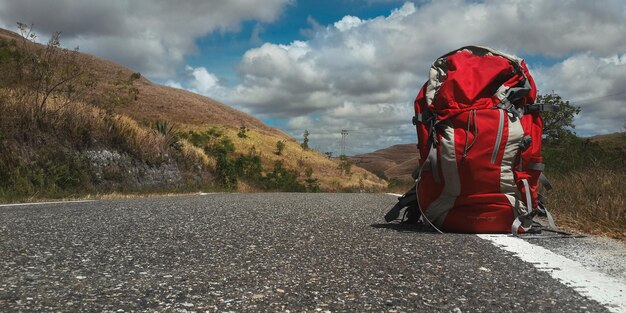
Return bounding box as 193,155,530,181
383,193,625,311
0,200,96,207
478,234,626,313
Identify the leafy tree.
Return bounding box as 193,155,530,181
275,140,286,155
537,93,581,141
301,130,310,150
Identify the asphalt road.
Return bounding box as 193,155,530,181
0,193,621,312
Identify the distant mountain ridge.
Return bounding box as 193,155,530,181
349,144,419,181
350,132,626,182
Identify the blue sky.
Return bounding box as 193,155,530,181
185,0,407,87
1,0,625,155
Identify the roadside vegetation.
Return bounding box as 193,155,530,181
536,93,625,239
0,26,212,200
178,125,384,192
0,25,384,202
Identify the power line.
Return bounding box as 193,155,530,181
340,129,348,156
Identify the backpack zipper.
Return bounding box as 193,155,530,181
491,108,505,164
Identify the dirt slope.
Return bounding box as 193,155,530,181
73,48,289,139
0,28,287,138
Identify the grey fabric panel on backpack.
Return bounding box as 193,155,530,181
427,146,440,183
491,109,506,164
421,125,460,227
425,58,448,106
528,162,545,171
501,112,525,195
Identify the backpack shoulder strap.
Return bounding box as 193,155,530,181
384,185,420,223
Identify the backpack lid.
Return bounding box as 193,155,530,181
424,46,537,121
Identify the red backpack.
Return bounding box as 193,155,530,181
387,46,557,234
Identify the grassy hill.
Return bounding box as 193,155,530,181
0,28,287,139
0,27,384,201
349,144,419,181
588,132,626,150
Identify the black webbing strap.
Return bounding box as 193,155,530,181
523,103,559,114
412,109,435,125
539,173,553,191
384,185,421,223
496,99,522,118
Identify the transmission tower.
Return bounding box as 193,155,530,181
340,129,349,156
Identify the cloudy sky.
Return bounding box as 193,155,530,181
1,0,625,155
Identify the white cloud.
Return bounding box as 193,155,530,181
334,16,363,32
533,53,626,135
181,66,232,101
4,0,624,154
188,66,220,93
224,0,626,154
0,0,292,79
164,80,183,89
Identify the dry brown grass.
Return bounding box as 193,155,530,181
385,180,415,194
1,27,288,140
106,114,171,163
179,140,214,168
0,87,209,172
231,127,387,191
547,169,626,240
116,84,290,139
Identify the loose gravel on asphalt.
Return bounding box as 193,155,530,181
0,193,612,312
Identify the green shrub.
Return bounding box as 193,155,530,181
237,125,248,138
180,128,315,192
0,149,92,198
214,154,238,189
304,166,320,192
235,154,263,182
543,134,625,175
338,155,352,175
153,120,181,150
260,161,305,192
275,140,285,155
